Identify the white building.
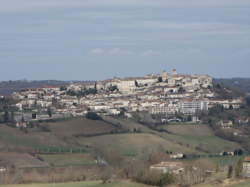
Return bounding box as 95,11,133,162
179,99,208,114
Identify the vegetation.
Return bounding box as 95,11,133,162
214,78,250,94
0,181,153,187
86,112,102,120
227,165,233,178
133,170,175,187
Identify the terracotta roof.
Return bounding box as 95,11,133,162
244,157,250,162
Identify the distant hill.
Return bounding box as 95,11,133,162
0,80,94,96
214,78,250,94
0,80,68,96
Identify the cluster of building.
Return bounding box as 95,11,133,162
12,69,243,122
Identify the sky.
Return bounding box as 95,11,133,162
0,0,250,81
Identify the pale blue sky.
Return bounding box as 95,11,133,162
0,0,250,80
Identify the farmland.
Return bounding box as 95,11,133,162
0,117,247,186
0,117,244,168
157,124,241,153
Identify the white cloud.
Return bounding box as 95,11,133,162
142,50,161,56
89,48,132,56
108,48,132,55
90,48,104,55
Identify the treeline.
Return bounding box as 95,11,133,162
0,80,70,95
33,146,87,154
0,97,18,123
66,88,97,97
214,78,250,94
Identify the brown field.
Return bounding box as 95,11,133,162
0,152,49,168
45,118,117,137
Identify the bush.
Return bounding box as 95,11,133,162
134,170,175,187
39,124,51,132
86,112,102,120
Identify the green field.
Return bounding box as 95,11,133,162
78,132,196,160
1,181,152,187
38,154,96,166
0,118,244,171
158,124,241,153
229,181,250,187
194,179,250,187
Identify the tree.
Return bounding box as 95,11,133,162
227,165,233,178
157,77,163,83
235,159,243,178
10,111,15,122
108,85,118,92
47,107,52,118
216,83,221,89
246,96,250,106
135,80,139,87
187,115,192,122
234,149,243,156
100,167,112,184
86,112,102,120
60,86,67,91
3,111,9,123
178,87,185,93
32,113,37,119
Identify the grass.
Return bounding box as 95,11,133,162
45,118,117,137
194,179,250,187
1,180,152,187
208,156,244,167
0,152,49,168
228,180,250,187
38,154,96,167
158,124,241,153
78,133,196,160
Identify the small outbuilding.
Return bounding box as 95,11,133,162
243,157,250,178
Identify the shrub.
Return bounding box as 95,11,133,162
86,112,102,120
133,170,175,187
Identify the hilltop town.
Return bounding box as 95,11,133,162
11,69,243,124
0,70,249,186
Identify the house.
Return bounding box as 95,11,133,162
150,161,185,174
170,153,184,159
243,157,250,178
218,120,233,129
16,121,27,128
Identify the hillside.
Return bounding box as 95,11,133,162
157,124,241,153
0,118,243,165
214,78,250,94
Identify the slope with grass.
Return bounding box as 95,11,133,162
78,133,197,160
44,118,118,137
37,153,96,167
158,124,241,153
